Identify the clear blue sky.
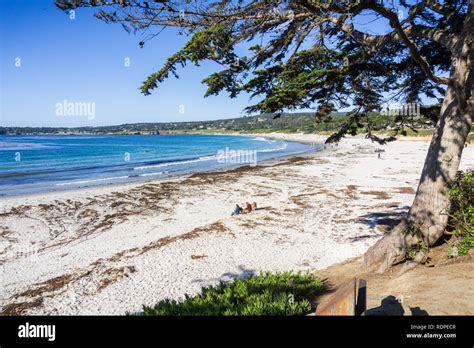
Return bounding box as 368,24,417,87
0,0,425,127
0,0,261,127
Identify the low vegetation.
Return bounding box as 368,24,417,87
447,171,474,258
404,171,473,261
142,272,325,316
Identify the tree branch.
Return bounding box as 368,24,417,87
366,1,451,85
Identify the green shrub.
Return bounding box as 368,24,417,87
407,239,428,260
403,223,428,261
142,272,325,316
447,170,474,257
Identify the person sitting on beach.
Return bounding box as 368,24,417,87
231,204,243,216
243,202,253,214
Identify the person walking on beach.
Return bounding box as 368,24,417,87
376,148,384,159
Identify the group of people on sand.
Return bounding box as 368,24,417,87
231,201,257,216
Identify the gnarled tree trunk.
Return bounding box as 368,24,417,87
364,5,474,273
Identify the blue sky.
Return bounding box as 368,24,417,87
1,0,262,127
0,0,413,127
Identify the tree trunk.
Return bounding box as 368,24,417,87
364,4,474,273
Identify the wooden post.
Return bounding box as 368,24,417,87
314,277,367,316
355,279,367,316
315,278,356,315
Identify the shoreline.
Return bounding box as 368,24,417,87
0,134,321,200
0,134,472,315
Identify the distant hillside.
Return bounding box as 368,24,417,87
0,111,435,135
0,112,342,135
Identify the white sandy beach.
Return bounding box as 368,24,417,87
0,134,473,315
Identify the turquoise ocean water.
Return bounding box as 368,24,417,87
0,134,319,197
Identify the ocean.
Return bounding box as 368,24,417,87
0,134,319,196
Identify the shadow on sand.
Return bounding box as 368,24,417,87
366,295,429,316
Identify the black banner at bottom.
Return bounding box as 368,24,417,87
0,316,472,346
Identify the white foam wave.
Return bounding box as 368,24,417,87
138,171,165,177
54,175,129,186
257,143,288,153
253,137,272,142
133,155,216,171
